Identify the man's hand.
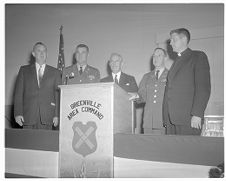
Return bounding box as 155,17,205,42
15,115,24,126
53,117,59,127
128,92,139,100
191,116,202,129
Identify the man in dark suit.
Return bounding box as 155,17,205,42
62,44,100,84
163,28,211,135
101,53,138,93
14,42,62,129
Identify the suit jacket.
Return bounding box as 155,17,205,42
138,69,168,129
14,64,62,126
100,72,138,93
62,64,100,84
163,48,211,126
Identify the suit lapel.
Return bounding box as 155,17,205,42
80,64,89,77
168,48,192,80
119,72,125,85
41,65,48,82
73,64,79,77
159,68,168,80
109,75,114,82
84,65,91,74
30,64,39,88
149,71,156,81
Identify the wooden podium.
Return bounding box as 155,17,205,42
58,82,134,178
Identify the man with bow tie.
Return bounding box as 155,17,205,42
14,42,62,129
163,28,211,135
100,53,138,93
130,48,168,135
62,44,100,85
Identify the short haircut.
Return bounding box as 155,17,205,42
170,28,191,44
76,44,89,52
33,42,47,52
109,53,123,62
154,47,167,57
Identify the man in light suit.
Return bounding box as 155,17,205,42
101,53,138,93
130,48,168,135
163,28,211,135
14,42,61,129
62,44,100,84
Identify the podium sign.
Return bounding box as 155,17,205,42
59,83,115,178
59,83,132,178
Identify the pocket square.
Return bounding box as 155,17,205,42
51,102,56,106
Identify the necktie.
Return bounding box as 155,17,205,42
156,70,160,80
114,75,119,84
38,65,43,87
79,66,83,75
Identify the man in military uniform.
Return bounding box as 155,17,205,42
130,48,168,135
101,53,138,93
62,44,100,84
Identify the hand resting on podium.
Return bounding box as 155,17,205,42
128,92,139,101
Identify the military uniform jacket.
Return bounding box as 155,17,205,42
138,69,168,129
62,64,100,84
163,48,211,126
14,64,62,125
100,72,138,93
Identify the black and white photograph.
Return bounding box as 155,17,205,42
4,2,224,178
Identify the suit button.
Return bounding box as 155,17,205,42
155,84,157,87
80,80,82,82
153,100,156,103
154,90,157,92
154,95,157,98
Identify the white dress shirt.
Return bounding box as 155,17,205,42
35,62,46,85
155,67,164,79
112,71,121,83
77,64,87,72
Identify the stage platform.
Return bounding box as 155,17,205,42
5,128,224,178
